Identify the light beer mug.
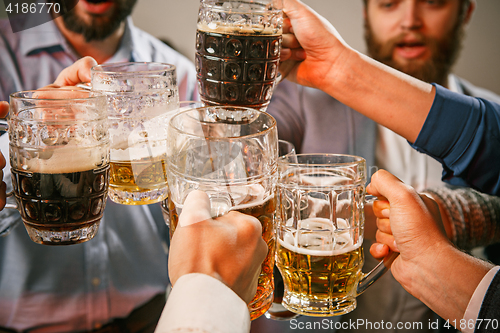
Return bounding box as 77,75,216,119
166,106,278,320
91,62,179,205
160,101,205,226
276,154,398,316
0,89,110,245
196,0,283,110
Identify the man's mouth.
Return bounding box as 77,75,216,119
394,41,427,59
80,0,114,14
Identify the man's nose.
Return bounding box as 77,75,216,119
400,1,423,31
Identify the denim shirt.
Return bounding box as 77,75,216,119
0,16,196,331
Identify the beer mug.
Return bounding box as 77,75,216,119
195,0,283,110
0,89,110,245
91,62,179,205
276,154,398,316
160,101,205,226
166,106,278,320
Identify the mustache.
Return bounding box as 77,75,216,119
386,33,427,49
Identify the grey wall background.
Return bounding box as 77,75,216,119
0,1,498,94
132,0,500,95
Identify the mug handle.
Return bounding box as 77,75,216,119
0,121,18,210
356,194,400,295
4,191,18,210
356,251,399,295
0,120,8,131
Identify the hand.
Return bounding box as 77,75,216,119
367,170,449,263
168,191,268,304
369,189,446,260
280,0,352,88
0,100,8,211
44,56,97,89
366,170,494,323
0,151,5,211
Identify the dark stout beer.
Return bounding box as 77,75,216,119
11,165,110,245
195,26,281,110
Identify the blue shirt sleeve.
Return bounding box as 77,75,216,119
410,84,500,196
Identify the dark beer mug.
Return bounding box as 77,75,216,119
0,89,110,245
195,0,283,111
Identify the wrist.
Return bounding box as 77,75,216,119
396,241,492,322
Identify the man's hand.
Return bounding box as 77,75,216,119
1,94,9,211
44,56,97,89
168,191,268,304
279,0,352,88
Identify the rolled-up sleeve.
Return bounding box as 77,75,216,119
411,84,500,196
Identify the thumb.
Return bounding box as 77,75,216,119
0,101,8,118
367,170,406,200
178,190,212,227
51,56,97,87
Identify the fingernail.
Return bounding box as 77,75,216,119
393,240,399,252
376,243,385,252
381,209,390,217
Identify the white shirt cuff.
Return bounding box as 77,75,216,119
462,266,500,333
154,273,251,333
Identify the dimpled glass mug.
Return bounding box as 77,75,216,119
91,62,179,205
166,106,278,320
196,0,283,110
0,89,110,245
276,154,398,316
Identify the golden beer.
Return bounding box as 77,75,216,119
109,155,168,205
169,191,276,320
276,217,363,316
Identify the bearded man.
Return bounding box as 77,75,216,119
0,1,196,332
261,1,500,332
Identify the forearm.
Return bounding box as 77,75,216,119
424,187,500,250
324,48,434,143
394,242,493,323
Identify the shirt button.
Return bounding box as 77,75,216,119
92,278,101,287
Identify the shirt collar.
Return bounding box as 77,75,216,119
446,74,463,94
105,17,134,63
19,15,69,57
126,17,155,62
19,15,140,63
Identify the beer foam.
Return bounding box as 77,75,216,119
298,174,353,186
24,146,106,173
197,23,281,36
279,217,360,256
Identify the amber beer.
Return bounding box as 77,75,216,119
169,192,276,320
195,26,281,110
276,218,363,316
109,155,168,205
11,159,109,245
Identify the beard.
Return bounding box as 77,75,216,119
364,19,465,86
55,0,138,42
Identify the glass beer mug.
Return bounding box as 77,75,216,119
0,89,110,245
166,106,278,320
276,154,398,316
91,62,179,205
195,0,283,110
